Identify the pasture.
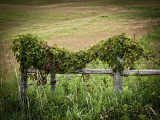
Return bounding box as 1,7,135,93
0,0,160,119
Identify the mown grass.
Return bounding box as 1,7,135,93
0,0,160,49
1,3,160,50
0,2,103,45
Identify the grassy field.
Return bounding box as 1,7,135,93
0,0,160,119
0,1,160,47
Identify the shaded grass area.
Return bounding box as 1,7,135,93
0,0,159,5
121,5,160,19
0,0,97,5
105,0,160,5
0,6,97,31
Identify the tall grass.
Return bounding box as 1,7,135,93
1,74,160,119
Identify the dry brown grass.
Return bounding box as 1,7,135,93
48,18,160,50
19,2,160,51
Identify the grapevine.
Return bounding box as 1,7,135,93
12,33,143,84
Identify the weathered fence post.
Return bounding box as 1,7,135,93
19,57,28,100
134,33,135,39
19,70,27,100
50,74,56,90
113,57,123,92
113,37,124,93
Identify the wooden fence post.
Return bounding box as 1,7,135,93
113,57,123,92
19,71,27,100
50,74,56,90
134,33,135,39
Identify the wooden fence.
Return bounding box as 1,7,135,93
18,26,160,100
19,64,160,100
18,23,160,100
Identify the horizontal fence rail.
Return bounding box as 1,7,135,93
26,68,160,76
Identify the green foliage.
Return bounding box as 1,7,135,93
12,33,143,74
11,34,48,71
